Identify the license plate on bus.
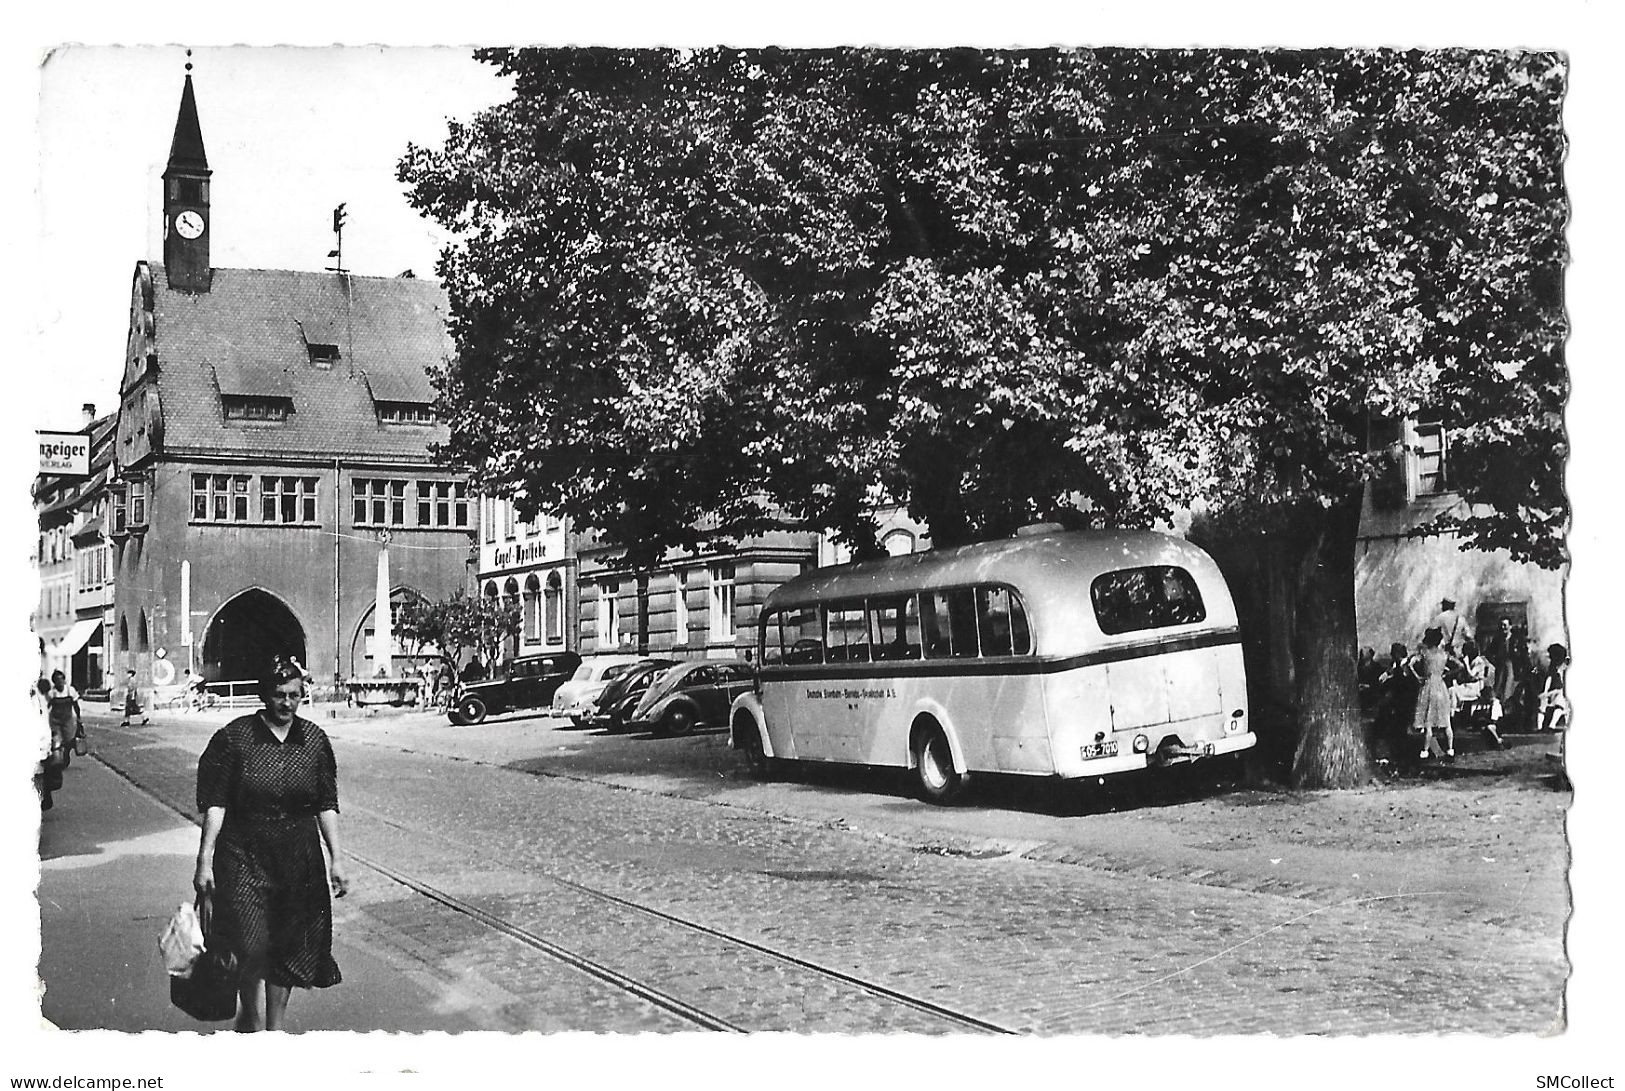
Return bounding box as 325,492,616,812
1080,740,1119,760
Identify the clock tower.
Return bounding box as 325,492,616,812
162,68,212,292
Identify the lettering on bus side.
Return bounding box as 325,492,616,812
804,687,897,700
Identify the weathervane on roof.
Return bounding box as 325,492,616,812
326,203,348,274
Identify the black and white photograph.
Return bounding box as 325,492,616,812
6,4,1620,1089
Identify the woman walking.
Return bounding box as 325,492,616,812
194,656,348,1032
1410,627,1456,761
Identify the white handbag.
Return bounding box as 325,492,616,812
158,901,207,978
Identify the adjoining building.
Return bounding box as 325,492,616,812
475,496,577,662
1355,416,1566,656
108,73,471,701
574,521,822,662
33,406,117,696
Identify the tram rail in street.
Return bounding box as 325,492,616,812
93,747,1018,1035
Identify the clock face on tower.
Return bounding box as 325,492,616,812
174,210,205,239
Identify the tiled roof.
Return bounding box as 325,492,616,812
149,262,455,461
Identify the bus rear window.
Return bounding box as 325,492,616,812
1090,566,1206,635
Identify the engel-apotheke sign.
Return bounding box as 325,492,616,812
39,432,90,476
491,540,551,571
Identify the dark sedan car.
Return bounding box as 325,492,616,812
449,651,582,725
585,659,676,733
627,660,757,737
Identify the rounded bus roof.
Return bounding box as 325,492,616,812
764,529,1238,656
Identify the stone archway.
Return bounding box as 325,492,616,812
201,589,307,684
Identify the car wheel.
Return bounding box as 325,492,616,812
912,725,965,805
661,706,695,737
456,695,488,726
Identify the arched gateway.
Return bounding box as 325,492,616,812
201,588,307,684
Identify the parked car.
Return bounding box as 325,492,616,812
449,651,582,726
551,654,653,724
627,660,757,737
585,659,676,733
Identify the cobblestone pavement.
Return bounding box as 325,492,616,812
86,712,1567,1035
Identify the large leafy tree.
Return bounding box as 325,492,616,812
401,48,1566,788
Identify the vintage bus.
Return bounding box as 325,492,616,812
729,527,1254,803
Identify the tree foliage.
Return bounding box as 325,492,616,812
402,47,1565,566
401,48,1567,787
396,591,521,673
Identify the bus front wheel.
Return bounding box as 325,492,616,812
913,726,966,805
737,725,775,780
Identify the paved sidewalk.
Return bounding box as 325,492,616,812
37,753,489,1033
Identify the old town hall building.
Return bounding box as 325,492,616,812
109,73,471,696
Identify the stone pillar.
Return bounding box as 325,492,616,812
374,530,392,678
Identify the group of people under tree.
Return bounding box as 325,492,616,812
1358,598,1570,764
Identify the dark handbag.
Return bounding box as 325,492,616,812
169,895,240,1022
73,730,87,757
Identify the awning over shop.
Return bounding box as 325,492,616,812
50,618,102,659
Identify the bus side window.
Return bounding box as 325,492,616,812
922,592,952,659
1009,592,1032,655
869,594,922,661
976,586,1015,657
826,602,870,663
946,588,980,659
783,607,823,664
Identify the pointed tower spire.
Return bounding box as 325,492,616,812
167,69,209,172
162,53,213,292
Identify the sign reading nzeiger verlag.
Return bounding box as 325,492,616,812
38,431,90,476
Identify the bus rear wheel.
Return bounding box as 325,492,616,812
913,726,965,805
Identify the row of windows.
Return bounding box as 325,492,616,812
38,579,73,618
354,478,470,529
483,571,568,646
111,481,147,534
221,395,438,426
764,584,1032,666
223,395,290,421
760,566,1209,665
482,497,563,543
193,474,320,524
77,544,109,592
595,564,736,647
39,525,71,565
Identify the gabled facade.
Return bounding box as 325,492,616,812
108,74,471,699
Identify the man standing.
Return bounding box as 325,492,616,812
1426,597,1465,652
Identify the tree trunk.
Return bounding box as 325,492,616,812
1287,491,1370,789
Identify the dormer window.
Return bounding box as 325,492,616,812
306,342,341,366
378,401,436,424
224,395,292,422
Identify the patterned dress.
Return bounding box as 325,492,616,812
197,713,342,989
1410,645,1454,736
